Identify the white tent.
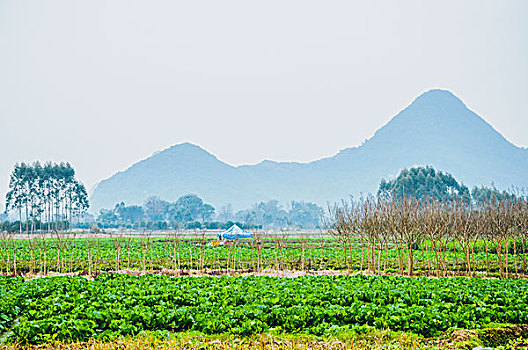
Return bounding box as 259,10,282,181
217,224,253,240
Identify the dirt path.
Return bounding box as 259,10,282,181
10,267,514,281
16,268,349,280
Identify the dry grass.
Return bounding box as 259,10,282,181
1,332,433,350
6,326,528,349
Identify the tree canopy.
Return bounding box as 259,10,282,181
471,185,516,203
378,166,471,202
98,194,216,227
96,197,323,229
4,161,89,233
235,200,323,228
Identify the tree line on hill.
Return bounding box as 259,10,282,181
378,166,518,205
96,195,324,229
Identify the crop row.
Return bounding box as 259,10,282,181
1,274,528,344
1,237,526,277
0,276,23,335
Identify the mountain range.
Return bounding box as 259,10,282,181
90,89,528,213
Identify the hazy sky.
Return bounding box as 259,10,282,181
1,0,527,209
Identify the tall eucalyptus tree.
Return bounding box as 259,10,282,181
4,161,89,233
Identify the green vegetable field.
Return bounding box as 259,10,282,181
1,274,528,345
1,235,525,277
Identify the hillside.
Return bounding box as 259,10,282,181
90,89,528,212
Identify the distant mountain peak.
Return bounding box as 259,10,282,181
168,142,206,152
406,89,468,116
153,142,214,158
89,90,528,213
419,88,458,98
415,89,462,102
138,142,229,171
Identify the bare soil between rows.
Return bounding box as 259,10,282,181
5,268,514,281
16,268,346,280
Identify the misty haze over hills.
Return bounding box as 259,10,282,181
90,89,528,213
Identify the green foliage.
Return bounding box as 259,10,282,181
143,197,170,222
4,161,89,232
0,236,350,273
96,198,323,229
114,203,145,224
0,276,24,334
98,195,216,227
378,166,470,202
0,235,523,275
1,220,69,234
4,274,528,344
171,195,215,223
235,200,323,228
471,186,516,204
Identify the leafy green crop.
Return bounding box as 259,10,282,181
0,237,519,275
3,274,528,344
0,276,23,335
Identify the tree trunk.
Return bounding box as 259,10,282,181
408,243,414,276
425,241,430,276
342,240,348,270
432,240,440,277
452,240,459,275
513,239,518,276
496,241,503,278
396,242,403,275
485,240,490,275
505,239,509,279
